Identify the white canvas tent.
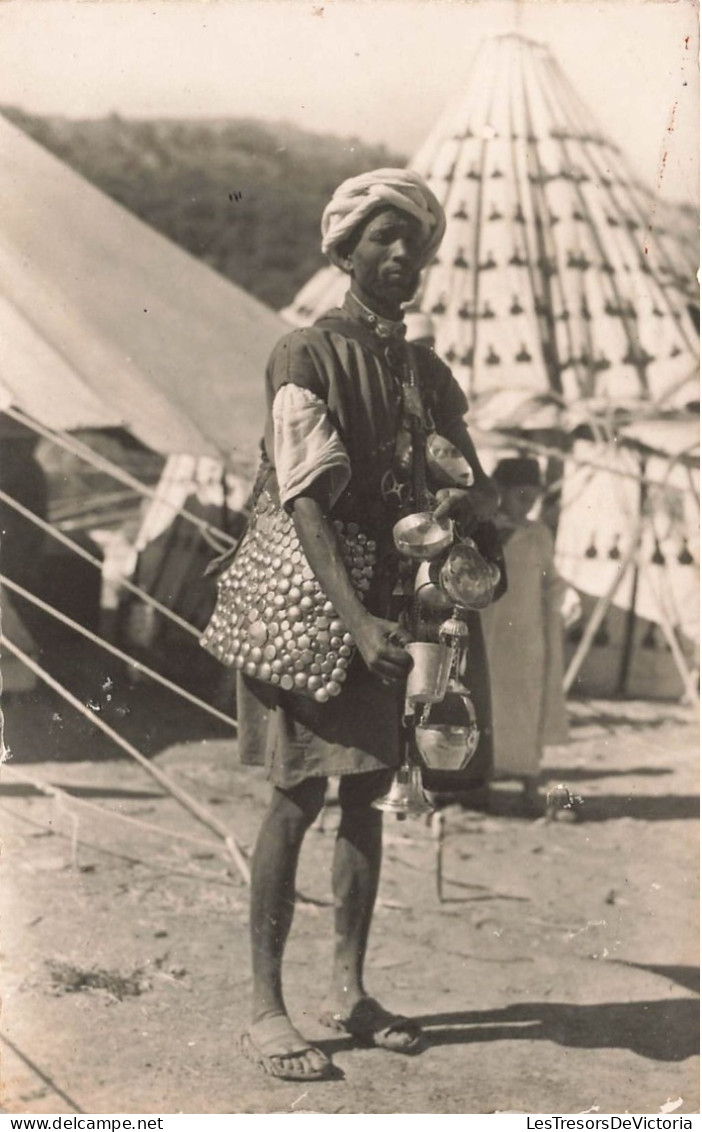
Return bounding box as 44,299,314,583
0,112,289,700
0,114,297,873
0,112,287,461
281,33,700,699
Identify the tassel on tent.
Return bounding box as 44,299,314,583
585,535,598,559
651,540,666,565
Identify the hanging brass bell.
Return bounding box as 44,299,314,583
372,764,434,819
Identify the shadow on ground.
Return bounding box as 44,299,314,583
0,782,165,801
544,766,673,782
609,962,700,996
569,707,689,733
405,998,699,1061
481,788,699,823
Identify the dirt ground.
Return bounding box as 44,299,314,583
0,669,698,1115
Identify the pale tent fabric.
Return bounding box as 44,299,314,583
93,455,250,624
0,112,287,461
0,290,124,432
121,452,252,657
0,113,289,691
282,34,699,431
134,456,250,553
555,425,699,697
283,264,348,330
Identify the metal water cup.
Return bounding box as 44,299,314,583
405,642,452,705
392,512,453,561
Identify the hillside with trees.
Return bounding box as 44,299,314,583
2,107,406,310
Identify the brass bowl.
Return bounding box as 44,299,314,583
414,723,481,771
392,512,453,561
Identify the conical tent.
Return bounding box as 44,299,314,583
282,33,699,698
284,34,698,428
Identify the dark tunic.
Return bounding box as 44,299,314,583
236,294,495,791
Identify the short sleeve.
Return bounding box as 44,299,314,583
266,329,331,403
272,384,350,511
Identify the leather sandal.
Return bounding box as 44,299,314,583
241,1014,335,1081
319,996,425,1054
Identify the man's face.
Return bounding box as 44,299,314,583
499,484,541,524
342,207,424,317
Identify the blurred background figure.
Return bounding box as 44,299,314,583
480,456,571,815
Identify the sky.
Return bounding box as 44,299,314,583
0,0,698,204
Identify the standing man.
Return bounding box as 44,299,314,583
235,169,498,1080
480,457,569,814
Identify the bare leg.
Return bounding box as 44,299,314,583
329,770,388,1010
319,769,423,1052
246,777,329,1075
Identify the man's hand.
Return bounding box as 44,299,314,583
354,615,413,684
433,483,498,523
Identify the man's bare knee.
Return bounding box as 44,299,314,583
270,777,327,830
338,769,394,814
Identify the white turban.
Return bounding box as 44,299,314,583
321,168,446,270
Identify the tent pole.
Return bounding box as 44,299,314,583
0,635,251,885
563,534,640,695
616,461,647,695
0,489,203,641
646,587,700,709
1,574,236,731
2,404,237,550
616,555,640,696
